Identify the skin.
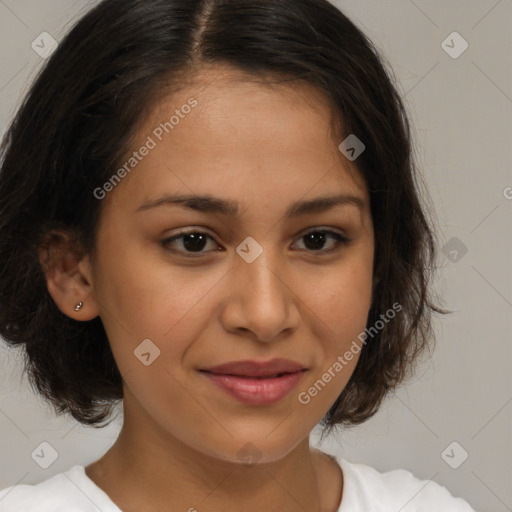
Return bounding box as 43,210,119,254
41,65,375,512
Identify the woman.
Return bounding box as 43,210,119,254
0,0,476,510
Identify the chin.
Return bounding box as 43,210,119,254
198,431,307,467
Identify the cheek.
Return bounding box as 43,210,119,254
92,246,229,377
96,227,226,317
299,260,372,405
314,258,373,340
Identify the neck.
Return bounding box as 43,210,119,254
85,398,342,512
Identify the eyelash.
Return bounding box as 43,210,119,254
160,229,351,258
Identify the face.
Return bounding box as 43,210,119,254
82,65,374,464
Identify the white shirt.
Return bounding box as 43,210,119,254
0,456,477,511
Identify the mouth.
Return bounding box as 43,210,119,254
199,359,308,405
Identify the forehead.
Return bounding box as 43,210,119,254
104,64,369,215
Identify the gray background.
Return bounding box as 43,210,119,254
0,1,511,511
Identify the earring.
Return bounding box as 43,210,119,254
74,301,84,311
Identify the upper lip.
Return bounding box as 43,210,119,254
200,358,307,378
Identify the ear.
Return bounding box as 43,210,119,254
37,229,100,321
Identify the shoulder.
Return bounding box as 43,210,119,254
0,465,119,512
336,457,477,511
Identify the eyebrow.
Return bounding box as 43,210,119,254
135,193,365,218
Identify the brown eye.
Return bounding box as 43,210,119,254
293,230,351,253
161,231,220,255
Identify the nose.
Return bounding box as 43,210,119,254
220,245,301,343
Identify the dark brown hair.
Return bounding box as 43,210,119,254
0,0,448,429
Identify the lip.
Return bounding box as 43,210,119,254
201,358,306,377
199,358,307,406
201,371,306,405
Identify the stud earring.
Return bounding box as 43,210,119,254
74,301,84,311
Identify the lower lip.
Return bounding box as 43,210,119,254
201,371,305,405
